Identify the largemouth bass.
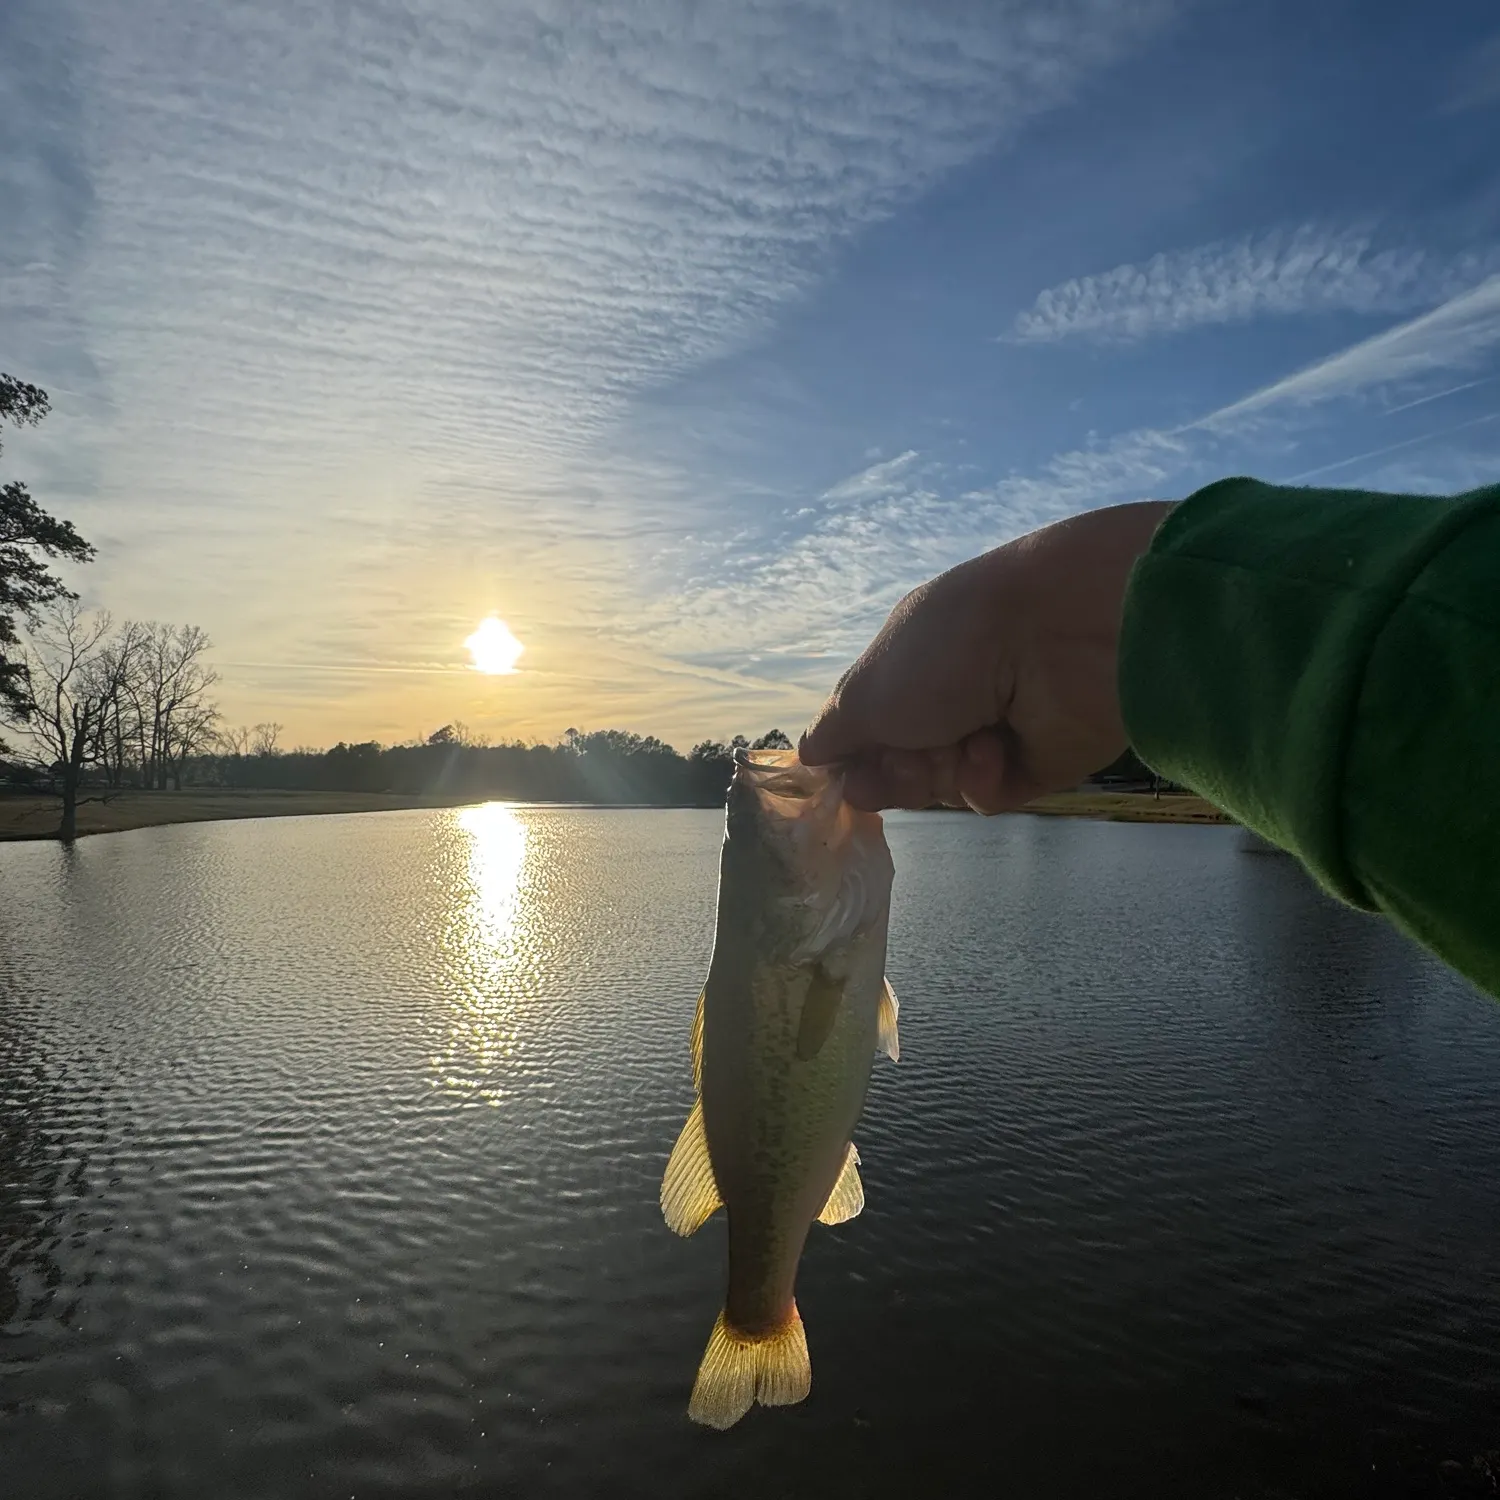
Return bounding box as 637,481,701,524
660,747,899,1429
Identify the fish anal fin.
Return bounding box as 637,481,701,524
690,988,705,1090
688,1305,811,1429
660,1097,722,1237
795,964,844,1061
877,977,900,1063
816,1142,864,1226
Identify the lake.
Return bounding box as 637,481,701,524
2,807,1499,1498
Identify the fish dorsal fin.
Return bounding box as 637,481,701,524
877,978,900,1063
690,988,705,1090
795,965,844,1061
661,1097,722,1237
817,1143,864,1225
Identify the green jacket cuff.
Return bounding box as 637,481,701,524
1119,476,1498,912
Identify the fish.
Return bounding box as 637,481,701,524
660,747,899,1429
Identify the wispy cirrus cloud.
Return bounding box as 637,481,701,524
1004,278,1500,519
666,272,1500,681
9,0,1183,492
1007,225,1500,344
1203,274,1500,423
1282,411,1500,484
641,427,1200,671
3,0,1181,744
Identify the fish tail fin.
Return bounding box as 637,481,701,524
687,1304,811,1429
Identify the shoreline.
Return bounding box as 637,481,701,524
1016,790,1230,825
0,786,1231,842
0,789,492,842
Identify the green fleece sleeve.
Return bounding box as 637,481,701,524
1119,476,1500,998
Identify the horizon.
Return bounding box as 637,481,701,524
5,0,1499,748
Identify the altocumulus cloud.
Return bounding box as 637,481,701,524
1008,224,1500,345
674,271,1500,676
2,0,1181,742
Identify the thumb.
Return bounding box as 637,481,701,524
798,690,862,767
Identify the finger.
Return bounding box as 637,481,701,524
840,757,886,810
925,743,964,808
799,687,863,767
842,748,942,812
954,727,1044,815
951,729,1013,815
797,713,838,768
800,628,898,765
953,730,1005,815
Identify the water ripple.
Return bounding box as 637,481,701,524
2,807,1499,1498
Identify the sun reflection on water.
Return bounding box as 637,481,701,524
431,802,537,1106
461,802,528,948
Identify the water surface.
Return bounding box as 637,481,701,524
2,807,1498,1498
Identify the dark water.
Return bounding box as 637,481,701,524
2,807,1499,1499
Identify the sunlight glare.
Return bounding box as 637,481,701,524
432,801,535,1108
465,616,524,675
458,801,529,949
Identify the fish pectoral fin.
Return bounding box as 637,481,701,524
816,1142,865,1226
689,1305,811,1429
660,1097,722,1237
795,964,844,1061
877,977,900,1063
690,988,705,1090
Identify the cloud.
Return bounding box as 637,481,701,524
1342,443,1500,499
4,0,1180,745
1007,225,1500,344
668,274,1500,681
637,424,1198,675
1204,274,1500,423
13,0,1181,480
1282,411,1500,483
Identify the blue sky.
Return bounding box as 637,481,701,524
3,0,1498,747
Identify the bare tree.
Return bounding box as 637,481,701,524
135,622,219,789
3,601,133,840
162,695,221,788
217,724,251,757
94,620,148,788
250,721,283,757
450,720,491,748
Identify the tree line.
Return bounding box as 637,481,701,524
2,668,795,824
190,724,796,808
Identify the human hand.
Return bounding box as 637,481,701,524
798,501,1172,812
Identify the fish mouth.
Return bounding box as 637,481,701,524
731,748,838,802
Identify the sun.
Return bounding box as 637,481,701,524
465,616,524,676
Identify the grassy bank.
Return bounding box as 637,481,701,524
1019,789,1231,824
0,785,1230,842
0,789,485,841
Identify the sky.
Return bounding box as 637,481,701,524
3,0,1499,751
